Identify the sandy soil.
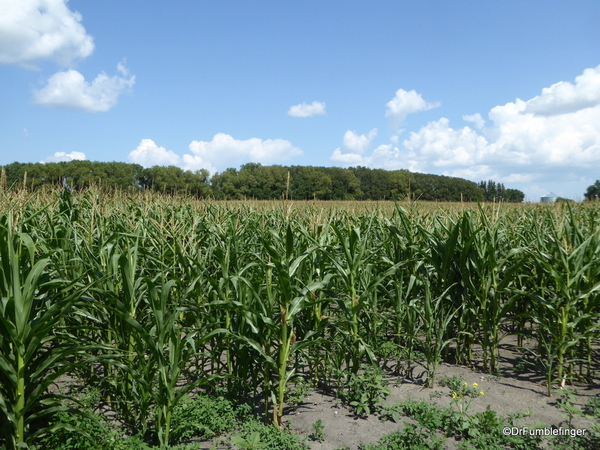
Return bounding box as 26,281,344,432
283,342,600,450
52,338,600,450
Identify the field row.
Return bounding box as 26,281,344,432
1,191,599,448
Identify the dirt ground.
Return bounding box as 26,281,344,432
53,339,600,450
283,342,600,450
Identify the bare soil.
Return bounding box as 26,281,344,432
52,338,600,450
284,341,600,450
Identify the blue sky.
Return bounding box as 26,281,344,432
1,0,599,201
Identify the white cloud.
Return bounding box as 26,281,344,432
385,89,440,125
129,134,302,174
330,149,366,165
331,143,415,171
33,62,135,112
0,0,94,68
330,129,378,165
525,66,600,116
497,173,537,183
186,133,302,172
181,154,217,174
330,65,600,198
402,118,491,170
463,113,485,129
128,139,181,168
41,151,86,163
287,101,326,117
342,129,377,154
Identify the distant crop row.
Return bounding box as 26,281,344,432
0,191,598,449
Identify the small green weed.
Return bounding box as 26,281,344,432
234,420,308,450
438,376,483,399
309,419,325,442
359,423,443,450
231,431,265,450
285,376,311,411
380,400,453,431
554,387,580,428
343,366,390,417
38,411,114,450
169,394,237,444
582,394,600,418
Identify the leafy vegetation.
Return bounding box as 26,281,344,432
0,188,598,449
477,179,525,202
0,160,527,201
584,180,600,201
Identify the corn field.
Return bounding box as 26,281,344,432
0,190,599,449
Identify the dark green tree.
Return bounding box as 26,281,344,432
584,180,600,201
505,188,525,203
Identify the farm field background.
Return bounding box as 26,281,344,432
1,189,600,450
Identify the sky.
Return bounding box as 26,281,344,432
1,0,600,201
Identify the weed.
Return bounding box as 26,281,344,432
429,390,444,400
514,358,529,373
285,376,311,411
582,394,600,418
231,431,265,450
439,376,483,399
554,387,580,428
234,420,308,450
360,423,443,450
342,366,390,417
169,394,237,443
309,419,325,442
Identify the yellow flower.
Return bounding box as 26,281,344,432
462,381,468,387
452,392,458,399
479,391,485,396
472,383,478,388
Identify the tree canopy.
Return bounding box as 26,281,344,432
477,180,525,203
1,160,526,202
584,180,600,201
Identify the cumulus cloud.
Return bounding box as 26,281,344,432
463,113,486,129
129,134,302,174
128,139,181,168
331,65,600,198
181,154,217,174
0,0,94,68
41,151,86,163
397,93,600,180
342,129,377,154
402,118,491,170
525,66,600,116
186,133,302,172
330,129,378,164
33,62,135,112
330,149,366,165
287,101,326,117
2,1,134,111
331,142,417,171
385,89,440,125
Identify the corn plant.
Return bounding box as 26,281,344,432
138,278,222,448
324,220,397,374
0,214,94,449
259,224,331,427
523,212,600,388
462,211,527,373
413,282,458,388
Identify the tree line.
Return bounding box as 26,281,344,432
477,180,525,203
585,180,600,201
0,160,525,202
